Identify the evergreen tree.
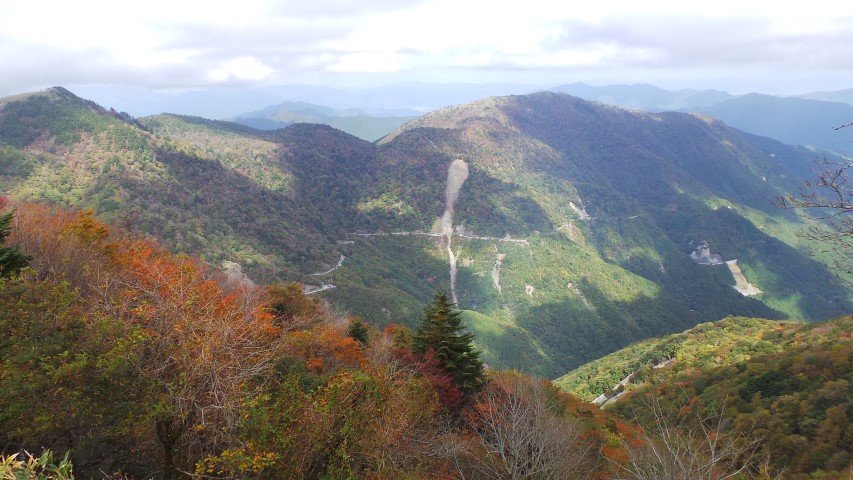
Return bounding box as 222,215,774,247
413,292,485,395
0,209,30,277
346,317,370,346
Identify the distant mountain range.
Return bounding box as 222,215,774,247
552,82,736,111
552,83,853,154
230,101,415,142
66,82,853,154
1,87,850,378
692,94,853,154
70,82,545,119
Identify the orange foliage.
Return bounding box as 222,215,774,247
288,325,367,374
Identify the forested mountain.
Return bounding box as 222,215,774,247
555,315,853,479
0,87,849,379
549,83,853,155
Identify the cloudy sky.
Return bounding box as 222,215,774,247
2,0,853,97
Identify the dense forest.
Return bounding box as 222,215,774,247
610,318,852,479
0,201,632,479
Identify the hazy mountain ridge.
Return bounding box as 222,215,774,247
65,81,853,155
547,83,853,155
691,93,853,154
1,87,850,378
552,82,736,111
231,100,416,142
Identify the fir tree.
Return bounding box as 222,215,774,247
0,209,30,277
413,292,485,396
346,317,370,347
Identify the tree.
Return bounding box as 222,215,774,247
614,395,781,480
777,125,853,281
463,372,595,480
0,198,30,277
346,317,371,347
413,292,485,397
110,241,291,479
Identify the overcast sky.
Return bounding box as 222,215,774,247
2,0,853,97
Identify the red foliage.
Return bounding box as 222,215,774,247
420,350,463,410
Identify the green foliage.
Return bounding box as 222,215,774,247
0,274,156,478
413,292,485,396
607,316,853,479
0,209,29,276
555,316,804,401
6,201,846,480
0,450,74,480
346,317,370,346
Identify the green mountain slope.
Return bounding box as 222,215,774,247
1,88,849,378
358,92,849,374
0,89,359,278
554,316,807,402
563,315,853,478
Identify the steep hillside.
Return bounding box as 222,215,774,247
1,88,849,378
554,316,807,402
0,88,364,279
359,92,849,374
575,315,853,479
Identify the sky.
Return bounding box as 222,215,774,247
2,0,853,98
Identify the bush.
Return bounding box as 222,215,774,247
0,450,73,480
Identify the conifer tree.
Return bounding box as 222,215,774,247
346,317,370,346
0,207,30,277
413,292,485,395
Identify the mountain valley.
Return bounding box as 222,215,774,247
3,85,853,479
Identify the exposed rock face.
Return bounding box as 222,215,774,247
726,260,762,296
441,159,470,304
690,240,724,265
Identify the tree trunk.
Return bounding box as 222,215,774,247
156,419,180,480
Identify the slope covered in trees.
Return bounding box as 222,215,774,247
554,316,807,402
0,200,655,480
0,87,850,377
563,315,853,479
3,201,823,479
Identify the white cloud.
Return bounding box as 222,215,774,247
328,52,405,73
208,57,274,81
1,0,853,95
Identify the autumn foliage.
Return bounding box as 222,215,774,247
0,202,677,480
